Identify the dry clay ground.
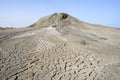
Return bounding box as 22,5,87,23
0,13,120,80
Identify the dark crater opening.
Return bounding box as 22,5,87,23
61,13,68,20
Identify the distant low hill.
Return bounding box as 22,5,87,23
0,27,14,30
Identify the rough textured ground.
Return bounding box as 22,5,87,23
0,13,120,80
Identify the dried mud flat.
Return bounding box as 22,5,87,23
0,13,120,80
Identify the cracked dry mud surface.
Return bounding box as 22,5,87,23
0,13,120,80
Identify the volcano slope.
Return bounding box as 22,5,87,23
0,13,120,80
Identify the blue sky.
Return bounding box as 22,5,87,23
0,0,120,28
